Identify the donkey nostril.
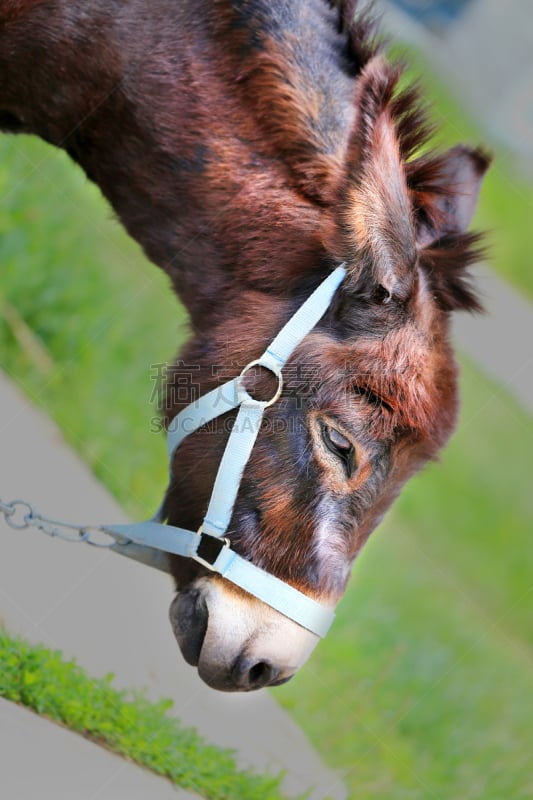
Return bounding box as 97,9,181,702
249,661,272,686
232,656,279,691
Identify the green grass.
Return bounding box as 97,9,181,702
0,135,184,519
276,358,533,799
0,630,289,800
0,64,532,800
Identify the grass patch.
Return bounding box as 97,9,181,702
0,134,183,519
276,358,533,800
276,364,533,800
0,629,290,800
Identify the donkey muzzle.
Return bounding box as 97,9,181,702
169,577,320,692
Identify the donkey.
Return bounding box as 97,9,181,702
0,0,488,691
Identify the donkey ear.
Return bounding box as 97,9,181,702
339,56,417,302
415,145,490,248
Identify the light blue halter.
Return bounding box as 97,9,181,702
103,265,346,638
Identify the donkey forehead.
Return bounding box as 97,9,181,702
303,317,442,388
296,320,455,441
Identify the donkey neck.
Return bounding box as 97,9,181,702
0,0,339,328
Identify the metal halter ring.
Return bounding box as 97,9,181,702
238,359,284,408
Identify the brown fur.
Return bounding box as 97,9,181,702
0,0,489,606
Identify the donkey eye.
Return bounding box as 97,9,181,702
322,423,356,476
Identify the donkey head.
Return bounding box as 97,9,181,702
164,57,489,691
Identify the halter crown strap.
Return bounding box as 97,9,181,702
166,265,346,465
199,265,347,539
103,266,346,638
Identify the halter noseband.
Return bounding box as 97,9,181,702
103,265,346,638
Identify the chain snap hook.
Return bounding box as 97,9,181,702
3,500,34,530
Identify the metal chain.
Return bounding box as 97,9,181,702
0,497,117,547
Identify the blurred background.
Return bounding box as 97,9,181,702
0,2,531,798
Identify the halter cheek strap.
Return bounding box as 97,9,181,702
102,265,346,638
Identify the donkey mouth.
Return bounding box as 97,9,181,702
170,588,209,666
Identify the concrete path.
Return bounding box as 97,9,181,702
380,0,533,174
452,265,533,416
0,373,347,800
0,699,202,800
